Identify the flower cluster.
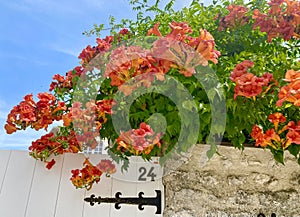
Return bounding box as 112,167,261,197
252,0,300,42
285,121,300,145
104,45,164,96
103,22,220,96
251,125,281,149
251,112,300,150
149,22,220,66
5,93,66,134
218,5,249,31
29,130,81,169
70,158,116,190
78,29,131,68
230,60,274,99
67,99,115,149
78,36,114,67
49,66,84,93
96,159,116,175
116,123,162,155
276,69,300,106
232,63,299,163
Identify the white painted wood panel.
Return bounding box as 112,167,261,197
54,153,86,217
0,150,11,195
25,155,64,217
0,151,36,217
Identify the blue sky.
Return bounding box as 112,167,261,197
0,0,214,150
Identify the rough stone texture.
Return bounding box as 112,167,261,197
163,145,300,217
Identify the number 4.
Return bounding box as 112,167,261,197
138,167,157,181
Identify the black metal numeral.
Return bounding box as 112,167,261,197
147,166,157,181
138,167,147,181
138,167,157,181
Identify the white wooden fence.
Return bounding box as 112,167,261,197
0,150,164,217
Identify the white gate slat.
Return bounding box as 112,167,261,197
54,153,86,217
110,158,138,217
82,154,113,217
25,155,64,217
135,157,164,217
0,150,36,217
0,150,11,195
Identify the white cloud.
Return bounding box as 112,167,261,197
0,121,64,150
0,53,50,66
0,122,38,150
47,44,80,57
0,133,39,150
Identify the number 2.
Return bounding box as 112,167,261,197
138,167,157,181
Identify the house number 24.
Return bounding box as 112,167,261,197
138,167,157,181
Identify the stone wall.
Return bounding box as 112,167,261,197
162,145,300,217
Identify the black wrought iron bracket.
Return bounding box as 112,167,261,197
84,190,162,214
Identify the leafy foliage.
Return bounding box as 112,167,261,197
4,0,300,190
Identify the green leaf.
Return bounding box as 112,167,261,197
206,143,217,159
121,159,130,172
271,149,285,165
288,144,300,158
182,100,195,111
